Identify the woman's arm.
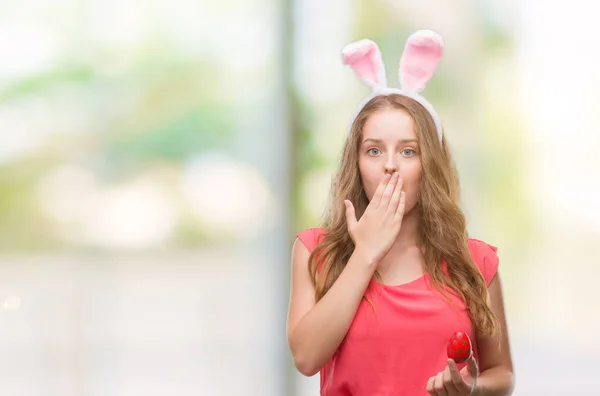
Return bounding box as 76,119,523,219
474,273,515,395
286,238,377,376
288,172,406,376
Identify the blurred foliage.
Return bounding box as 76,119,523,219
0,31,237,251
104,104,236,177
0,164,60,251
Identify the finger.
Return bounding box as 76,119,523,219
394,190,406,220
343,200,357,230
372,173,393,207
386,176,404,213
446,359,464,393
378,172,399,208
467,355,479,378
465,356,479,394
426,376,437,395
433,372,447,396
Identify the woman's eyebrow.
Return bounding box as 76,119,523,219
361,138,418,144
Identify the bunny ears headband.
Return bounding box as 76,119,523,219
342,30,444,143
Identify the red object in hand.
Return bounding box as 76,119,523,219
447,331,472,363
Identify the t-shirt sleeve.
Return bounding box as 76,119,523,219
297,228,318,253
296,228,327,253
469,239,500,287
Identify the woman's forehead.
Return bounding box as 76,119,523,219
362,108,416,141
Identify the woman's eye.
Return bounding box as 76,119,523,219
402,149,416,156
367,148,381,156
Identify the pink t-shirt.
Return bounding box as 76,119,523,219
297,228,499,396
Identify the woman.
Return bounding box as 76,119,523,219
286,31,515,395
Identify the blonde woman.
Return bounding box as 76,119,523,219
286,31,515,396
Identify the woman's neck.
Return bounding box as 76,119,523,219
388,208,421,255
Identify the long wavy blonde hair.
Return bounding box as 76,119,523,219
308,94,499,336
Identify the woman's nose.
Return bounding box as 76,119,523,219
384,162,398,174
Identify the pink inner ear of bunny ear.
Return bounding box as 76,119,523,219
399,31,444,93
342,39,387,88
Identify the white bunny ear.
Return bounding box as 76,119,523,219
398,30,444,93
341,39,387,89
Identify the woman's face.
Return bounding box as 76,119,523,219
358,107,422,214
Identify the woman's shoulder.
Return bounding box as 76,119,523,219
296,227,328,253
467,238,500,287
